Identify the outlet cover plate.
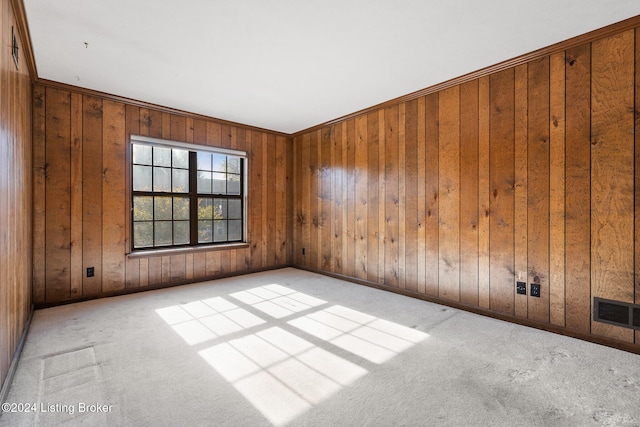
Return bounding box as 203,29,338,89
516,281,526,295
530,283,541,298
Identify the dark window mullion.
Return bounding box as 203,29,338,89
240,159,244,241
189,151,198,246
169,151,174,193
170,197,175,246
132,191,186,197
131,152,135,251
151,147,155,192
152,193,156,247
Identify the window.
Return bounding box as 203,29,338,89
130,136,246,251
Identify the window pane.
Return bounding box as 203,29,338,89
198,220,212,243
228,199,242,219
228,220,242,241
154,197,172,221
198,198,213,219
153,167,171,192
173,197,190,220
154,147,171,167
133,196,153,221
133,165,152,191
197,152,212,170
227,156,240,174
155,221,172,246
133,222,153,248
172,169,189,192
197,171,212,193
174,221,190,245
227,174,240,195
133,145,152,165
173,149,189,169
214,198,227,219
214,220,227,242
212,154,226,172
212,172,226,194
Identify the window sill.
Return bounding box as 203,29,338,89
127,242,250,259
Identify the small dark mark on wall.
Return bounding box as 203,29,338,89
11,27,19,70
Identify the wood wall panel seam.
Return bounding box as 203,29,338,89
366,111,380,283
403,100,419,292
549,51,566,327
328,129,336,273
438,87,461,302
261,134,269,268
384,106,400,287
69,93,83,297
309,131,319,270
354,115,368,280
488,69,516,315
416,97,427,294
459,80,480,306
477,78,490,309
398,103,406,289
377,111,386,283
424,93,439,296
526,57,550,323
339,123,348,275
346,120,356,278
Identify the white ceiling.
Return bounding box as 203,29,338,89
24,1,640,134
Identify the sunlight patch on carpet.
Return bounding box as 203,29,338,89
157,284,428,426
199,327,366,425
289,305,428,364
156,296,266,345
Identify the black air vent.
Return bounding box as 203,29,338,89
633,308,640,328
594,298,640,330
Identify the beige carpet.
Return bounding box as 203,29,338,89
1,268,639,426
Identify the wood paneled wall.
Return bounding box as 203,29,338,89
0,0,32,391
32,84,291,305
293,26,640,349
